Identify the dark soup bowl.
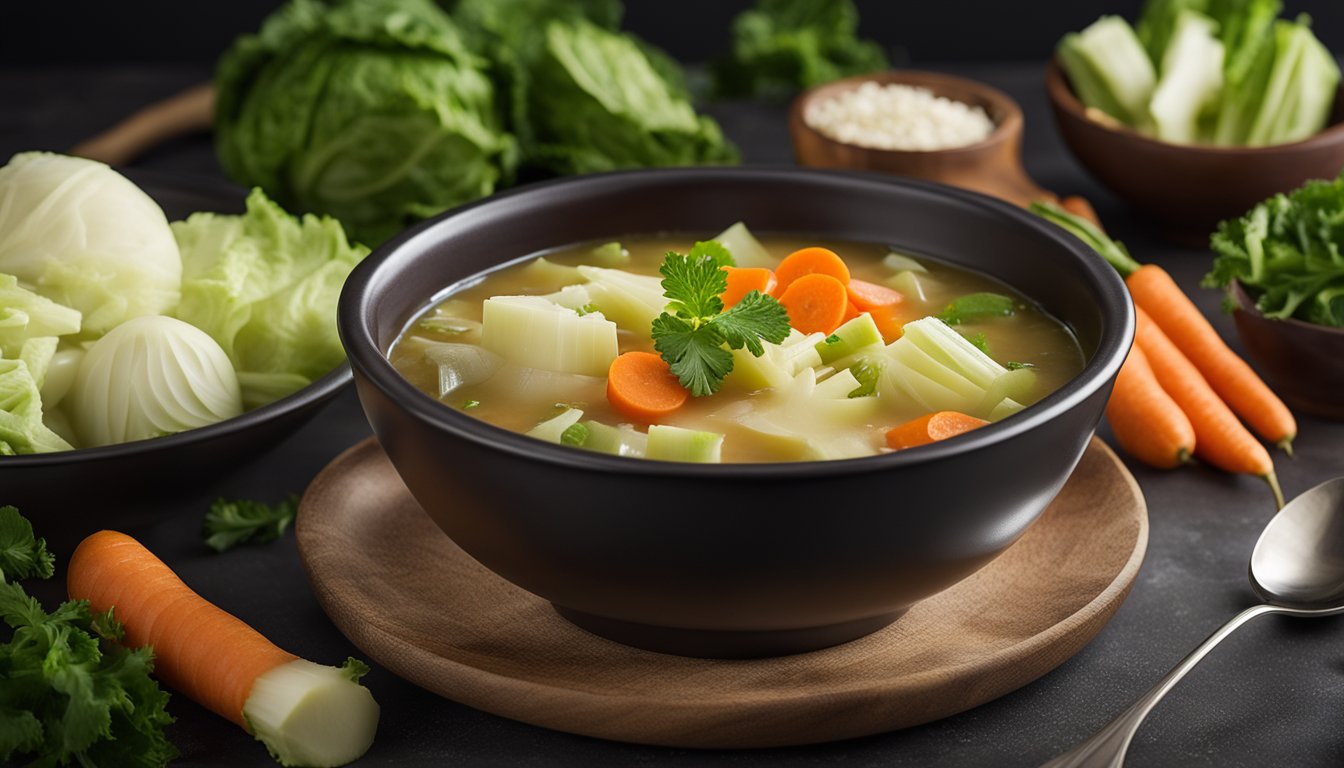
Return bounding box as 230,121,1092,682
338,168,1133,658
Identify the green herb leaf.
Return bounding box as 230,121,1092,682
936,293,1017,325
659,251,727,319
963,332,991,355
462,399,481,410
688,239,735,268
203,496,299,553
1006,361,1036,370
823,333,841,345
0,505,53,582
713,291,791,355
0,508,176,767
650,247,792,397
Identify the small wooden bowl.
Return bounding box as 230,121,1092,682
1046,58,1344,237
789,70,1051,208
1230,280,1344,421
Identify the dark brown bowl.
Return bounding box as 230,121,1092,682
1230,280,1344,420
338,168,1134,658
790,70,1053,207
0,171,351,543
1046,58,1344,236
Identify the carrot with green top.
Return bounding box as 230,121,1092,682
607,351,690,422
68,530,380,767
1106,344,1196,469
778,273,850,334
1135,308,1283,507
773,246,851,295
886,411,989,450
1032,201,1296,453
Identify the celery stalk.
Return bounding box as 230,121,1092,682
1148,11,1225,144
1057,16,1157,126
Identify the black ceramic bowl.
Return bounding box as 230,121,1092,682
0,171,350,539
339,168,1133,658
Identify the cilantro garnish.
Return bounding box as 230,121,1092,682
203,495,299,553
0,506,177,766
650,243,792,397
462,399,480,410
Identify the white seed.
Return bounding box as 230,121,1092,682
805,81,996,152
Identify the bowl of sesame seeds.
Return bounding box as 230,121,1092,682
790,70,1051,207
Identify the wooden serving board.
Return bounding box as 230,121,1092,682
296,437,1147,749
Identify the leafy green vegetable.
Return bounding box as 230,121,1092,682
963,332,992,355
1206,170,1344,327
714,0,889,98
0,273,81,360
203,495,300,553
172,189,369,408
651,244,791,396
936,293,1018,325
0,153,182,340
462,399,481,409
521,19,738,174
215,0,518,244
1007,361,1037,371
0,346,73,455
0,507,177,767
1065,0,1338,146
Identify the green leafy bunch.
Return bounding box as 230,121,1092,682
203,495,300,553
0,506,176,767
1206,169,1344,327
650,242,791,396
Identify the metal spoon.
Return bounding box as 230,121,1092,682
1043,477,1344,768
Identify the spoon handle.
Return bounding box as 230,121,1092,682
1041,604,1278,768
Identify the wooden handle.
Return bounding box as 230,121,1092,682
70,82,216,167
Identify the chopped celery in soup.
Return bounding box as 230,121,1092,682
390,225,1085,463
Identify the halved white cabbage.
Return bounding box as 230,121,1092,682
0,152,181,337
68,316,244,447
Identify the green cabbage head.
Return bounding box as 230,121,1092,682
214,0,517,245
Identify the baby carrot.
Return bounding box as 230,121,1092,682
68,530,380,767
1135,308,1283,508
1105,344,1195,469
1126,264,1296,453
886,411,989,450
773,246,851,295
720,266,777,309
607,351,689,421
846,279,906,341
777,273,850,334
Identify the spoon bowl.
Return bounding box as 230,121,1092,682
1046,476,1344,768
1252,477,1344,611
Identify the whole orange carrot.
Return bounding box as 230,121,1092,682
69,530,379,766
1105,344,1195,469
1031,202,1296,453
1135,309,1283,507
1127,264,1296,452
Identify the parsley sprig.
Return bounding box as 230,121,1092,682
203,495,299,553
0,506,177,766
650,242,791,396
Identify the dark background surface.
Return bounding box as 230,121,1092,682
4,2,1344,767
3,1,1343,66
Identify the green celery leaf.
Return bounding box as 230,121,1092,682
848,358,882,398
203,495,300,553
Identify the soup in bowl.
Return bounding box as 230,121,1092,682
338,168,1133,657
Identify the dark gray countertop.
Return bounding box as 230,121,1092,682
2,62,1342,768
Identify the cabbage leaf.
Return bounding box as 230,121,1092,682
0,153,180,338
0,273,81,359
0,342,72,455
521,19,738,174
215,0,518,245
172,189,368,407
